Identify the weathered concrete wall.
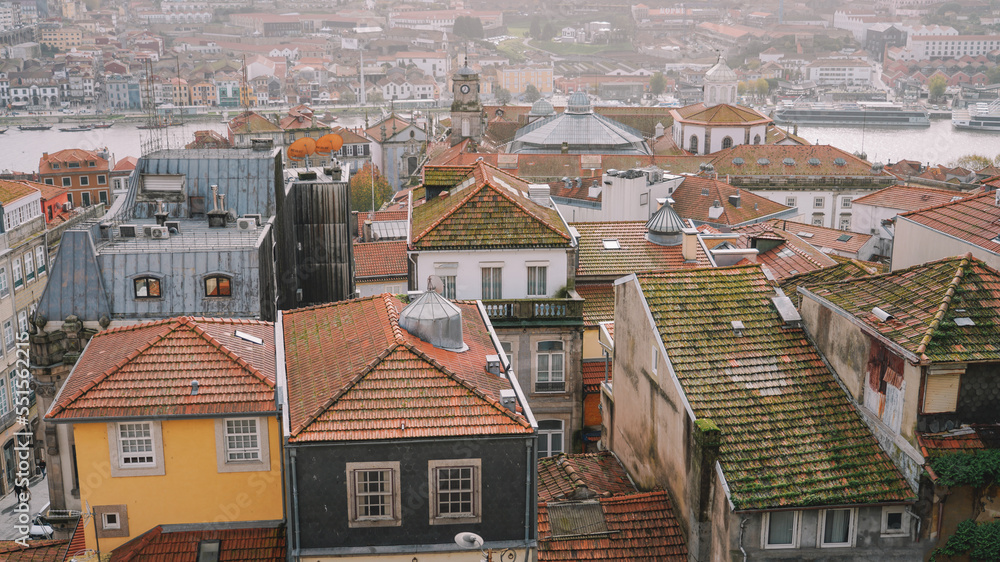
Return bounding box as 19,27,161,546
893,217,1000,271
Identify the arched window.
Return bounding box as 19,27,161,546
205,275,232,297
134,276,161,298
709,87,716,104
754,134,762,145
722,136,734,149
689,135,699,154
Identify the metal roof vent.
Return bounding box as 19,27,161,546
191,380,199,395
772,289,801,327
645,202,685,246
485,354,503,376
399,286,467,352
872,307,893,322
731,320,745,336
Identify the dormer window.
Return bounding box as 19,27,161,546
134,276,161,298
205,275,232,297
52,163,59,169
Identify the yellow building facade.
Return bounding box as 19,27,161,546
498,65,554,95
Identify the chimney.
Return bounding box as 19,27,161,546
154,200,168,226
528,184,552,207
207,184,227,228
485,355,503,376
561,141,569,154
363,219,373,242
681,227,699,261
728,190,741,208
588,180,602,199
499,388,517,412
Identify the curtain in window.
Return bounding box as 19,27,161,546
768,511,794,545
824,510,850,544
481,268,501,300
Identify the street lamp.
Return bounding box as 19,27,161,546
454,532,517,562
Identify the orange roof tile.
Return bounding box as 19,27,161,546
852,184,965,211
109,523,286,561
576,283,614,326
354,240,407,279
0,540,71,562
918,427,988,459
282,295,532,443
537,452,634,502
28,179,68,202
670,176,792,226
228,111,282,134
356,209,408,234
710,144,880,178
38,148,109,175
573,221,712,279
0,180,40,205
47,317,276,420
756,219,873,255
538,492,687,561
581,360,611,390
671,102,770,125
897,191,1000,254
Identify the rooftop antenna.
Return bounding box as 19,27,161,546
241,54,251,114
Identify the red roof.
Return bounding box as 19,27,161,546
898,191,1000,254
354,240,407,279
852,184,965,211
29,179,68,202
537,452,634,502
573,221,712,279
38,148,110,175
581,360,611,391
282,295,532,443
538,492,687,561
576,283,614,326
47,317,276,420
109,523,286,561
670,176,791,226
113,156,138,172
356,209,408,235
0,540,71,561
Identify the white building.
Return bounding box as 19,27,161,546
394,51,449,79
552,168,684,223
805,59,874,86
905,34,1000,60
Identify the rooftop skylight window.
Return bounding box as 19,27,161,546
757,158,770,166
834,158,847,166
602,239,621,250
783,158,795,166
234,330,264,345
808,158,821,166
732,157,744,166
797,232,814,238
837,234,853,242
954,317,976,327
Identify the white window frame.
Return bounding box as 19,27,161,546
526,265,547,297
785,197,796,207
814,197,824,208
224,418,260,462
651,347,658,375
428,458,481,525
117,422,155,467
23,252,33,282
537,419,564,458
881,506,908,537
102,512,120,530
481,266,502,300
35,247,45,277
94,505,129,538
12,258,21,289
535,340,565,392
16,310,27,336
499,340,515,372
0,376,9,417
818,508,857,548
762,510,800,549
215,417,270,473
842,197,852,208
0,267,8,298
3,321,13,352
441,275,456,299
346,461,402,528
108,421,164,477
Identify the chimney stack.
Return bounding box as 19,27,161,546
681,227,699,262
207,185,228,228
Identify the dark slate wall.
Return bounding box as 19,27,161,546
918,363,1000,433
293,436,535,550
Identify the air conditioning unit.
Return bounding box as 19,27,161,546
236,217,255,231
149,226,169,239
142,225,153,237
164,220,180,233
118,225,137,238
242,213,262,226
62,202,72,211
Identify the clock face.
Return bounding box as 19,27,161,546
460,84,470,94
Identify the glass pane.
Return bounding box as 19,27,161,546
886,512,902,530
768,511,794,545
537,355,549,381
824,510,850,544
552,354,564,379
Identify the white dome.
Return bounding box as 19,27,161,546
705,55,738,84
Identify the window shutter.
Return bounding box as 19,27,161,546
923,369,962,413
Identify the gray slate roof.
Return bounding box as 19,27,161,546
37,230,110,323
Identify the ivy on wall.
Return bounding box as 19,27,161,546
932,519,1000,561
929,449,1000,488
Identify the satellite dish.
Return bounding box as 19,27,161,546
454,532,484,549
316,133,344,154
288,137,317,160
427,275,444,295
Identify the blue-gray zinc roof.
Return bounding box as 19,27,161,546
36,230,110,323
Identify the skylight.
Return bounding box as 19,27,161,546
837,234,853,242
783,158,795,166
797,232,814,238
834,158,847,166
234,330,264,345
954,317,976,327
808,158,821,166
602,239,621,250
732,157,745,166
757,158,770,166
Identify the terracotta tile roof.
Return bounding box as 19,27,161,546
732,222,840,280
897,191,1000,254
670,176,792,226
282,295,532,443
0,180,40,205
573,221,712,279
537,452,634,502
804,255,1000,363
577,283,614,326
852,184,965,211
228,111,283,134
766,124,809,145
709,144,881,178
47,317,276,420
0,540,71,561
582,360,611,391
918,426,990,459
671,102,770,125
411,162,572,250
354,240,407,280
67,517,87,559
537,492,687,561
779,260,881,307
637,265,914,509
109,523,286,561
38,148,109,175
24,179,64,202
365,115,412,139
763,219,872,255
356,209,408,234
113,156,138,172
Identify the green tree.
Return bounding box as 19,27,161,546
350,162,394,213
339,90,356,105
929,75,947,100
453,16,484,39
738,81,748,96
523,84,541,103
987,66,1000,85
649,72,667,96
952,154,994,170
529,17,541,39
542,22,555,40
495,86,512,105
755,78,770,100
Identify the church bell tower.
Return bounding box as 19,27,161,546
449,66,484,146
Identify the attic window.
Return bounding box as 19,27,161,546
796,232,814,238
732,157,745,166
783,158,795,166
834,158,847,166
602,239,621,250
701,188,710,196
757,158,770,166
837,234,853,242
234,330,264,345
954,317,976,327
808,158,821,166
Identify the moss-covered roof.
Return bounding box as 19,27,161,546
780,260,881,307
803,255,1000,363
637,266,914,510
411,162,572,250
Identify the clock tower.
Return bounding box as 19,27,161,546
449,65,484,146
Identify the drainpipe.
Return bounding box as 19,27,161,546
739,516,749,562
289,448,301,561
524,436,534,550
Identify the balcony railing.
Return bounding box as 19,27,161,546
482,294,584,324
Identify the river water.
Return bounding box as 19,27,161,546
0,115,995,173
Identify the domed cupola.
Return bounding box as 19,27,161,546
565,91,593,115
703,53,737,107
398,288,467,352
645,202,686,246
529,98,555,117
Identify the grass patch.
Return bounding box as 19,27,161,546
507,26,528,38
496,38,528,63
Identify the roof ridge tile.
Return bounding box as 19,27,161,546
915,254,971,359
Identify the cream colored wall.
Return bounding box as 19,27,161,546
582,326,602,360
75,416,283,552
892,218,1000,271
